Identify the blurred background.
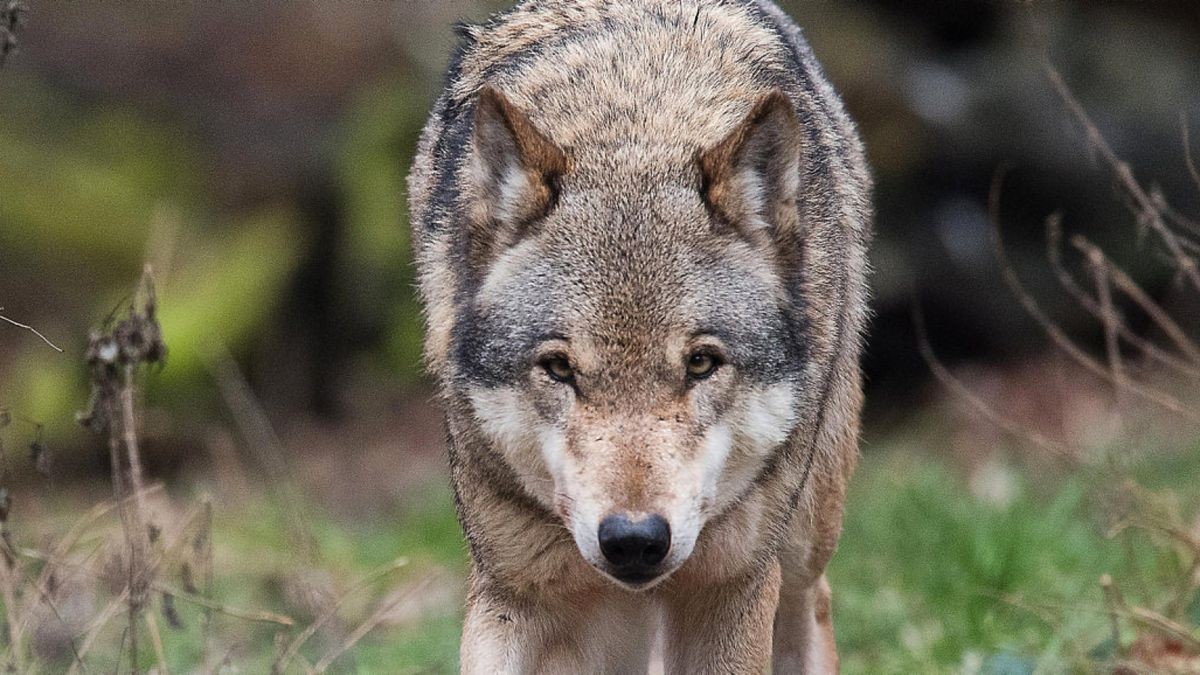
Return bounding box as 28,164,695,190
1,1,1199,672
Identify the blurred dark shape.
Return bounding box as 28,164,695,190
0,0,24,67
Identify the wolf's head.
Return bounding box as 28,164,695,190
452,86,812,589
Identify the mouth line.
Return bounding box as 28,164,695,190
596,565,675,591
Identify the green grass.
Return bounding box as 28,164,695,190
23,446,1198,673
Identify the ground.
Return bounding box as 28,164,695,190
19,430,1194,674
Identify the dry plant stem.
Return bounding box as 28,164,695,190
20,573,87,671
1092,262,1126,401
1153,189,1200,240
39,485,165,582
0,307,64,352
200,497,214,668
0,550,22,671
1103,574,1200,653
990,172,1200,422
1100,575,1124,657
1167,551,1200,621
111,363,151,675
312,572,438,674
145,611,169,674
69,590,130,674
272,557,409,673
1183,114,1200,196
17,545,296,628
1109,516,1200,620
1069,235,1200,366
201,343,318,561
1044,219,1200,378
1045,66,1200,293
154,583,294,627
912,296,1074,460
15,497,191,663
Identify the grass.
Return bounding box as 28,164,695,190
12,441,1199,673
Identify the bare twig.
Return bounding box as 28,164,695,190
273,557,409,673
199,497,214,667
1100,574,1125,657
69,591,129,674
312,572,439,673
145,611,170,675
1041,219,1200,379
990,171,1199,422
911,294,1074,460
0,307,63,352
1045,218,1200,378
1046,65,1200,293
1104,575,1200,652
201,343,318,562
1069,235,1200,366
75,266,170,674
1091,260,1126,397
1183,114,1200,197
157,582,295,627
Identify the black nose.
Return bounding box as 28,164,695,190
598,513,671,581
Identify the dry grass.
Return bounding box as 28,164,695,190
0,268,425,673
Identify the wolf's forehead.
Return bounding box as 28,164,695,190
481,218,783,337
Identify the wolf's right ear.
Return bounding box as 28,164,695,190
467,86,569,250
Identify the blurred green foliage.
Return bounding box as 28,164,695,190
335,76,432,382
0,71,436,439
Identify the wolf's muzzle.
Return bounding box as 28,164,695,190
597,513,671,585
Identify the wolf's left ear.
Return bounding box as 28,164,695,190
698,90,804,243
468,86,569,247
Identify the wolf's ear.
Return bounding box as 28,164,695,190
468,86,569,246
698,90,804,243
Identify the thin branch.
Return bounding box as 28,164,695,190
1100,575,1126,658
1091,255,1125,396
68,591,129,674
990,171,1199,422
1183,114,1200,197
0,307,63,352
153,582,295,627
1102,574,1200,652
145,611,170,675
201,343,319,562
1069,235,1200,366
912,293,1074,460
273,557,409,673
312,572,439,673
21,545,297,630
1045,218,1200,378
1046,65,1200,292
1150,187,1200,240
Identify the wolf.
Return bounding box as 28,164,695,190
407,0,871,671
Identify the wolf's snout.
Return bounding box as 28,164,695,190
597,513,671,583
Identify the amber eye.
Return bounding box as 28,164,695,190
686,351,720,380
541,355,575,383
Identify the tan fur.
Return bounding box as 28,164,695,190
408,1,871,672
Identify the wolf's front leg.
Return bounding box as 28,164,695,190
459,587,527,674
771,573,838,674
460,579,657,674
662,560,782,674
